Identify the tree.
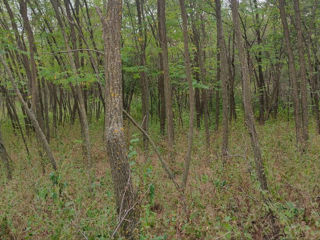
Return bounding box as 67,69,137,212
216,0,230,157
136,0,150,150
278,0,304,149
178,0,195,190
98,0,139,237
0,126,12,180
1,55,57,171
293,0,309,144
50,0,92,166
230,0,268,191
253,0,266,124
157,0,174,148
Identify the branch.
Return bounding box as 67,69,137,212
46,48,105,55
123,109,180,190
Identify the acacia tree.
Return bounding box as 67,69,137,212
98,0,139,237
230,0,268,191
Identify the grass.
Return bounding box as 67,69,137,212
0,113,320,239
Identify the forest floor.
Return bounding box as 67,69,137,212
0,115,320,239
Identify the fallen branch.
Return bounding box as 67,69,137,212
123,109,180,190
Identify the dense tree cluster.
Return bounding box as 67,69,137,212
0,0,319,238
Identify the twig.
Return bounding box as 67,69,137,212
79,229,89,240
111,187,149,239
215,231,231,240
119,174,131,222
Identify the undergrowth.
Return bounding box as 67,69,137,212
0,115,320,239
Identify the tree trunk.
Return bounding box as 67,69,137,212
216,0,230,157
99,1,139,237
279,0,304,149
158,0,174,147
0,127,12,180
19,0,45,133
293,0,309,143
178,0,195,191
1,55,57,171
231,0,268,191
50,0,92,166
136,0,149,150
215,45,221,131
200,16,210,148
253,0,266,124
158,52,166,135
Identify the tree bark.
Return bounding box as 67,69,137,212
231,0,268,191
158,0,174,148
253,0,266,124
216,0,230,156
293,0,309,143
136,0,150,150
19,0,45,133
50,0,92,166
279,0,304,149
1,55,57,171
178,0,195,191
99,1,139,237
0,126,12,180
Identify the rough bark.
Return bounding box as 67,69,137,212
99,1,139,237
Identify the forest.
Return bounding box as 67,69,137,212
0,0,319,239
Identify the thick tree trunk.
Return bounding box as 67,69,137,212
99,1,139,237
231,0,268,191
